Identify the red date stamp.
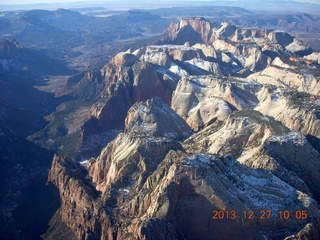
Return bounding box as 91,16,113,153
212,210,308,220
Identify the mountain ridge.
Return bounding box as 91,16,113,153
45,17,320,239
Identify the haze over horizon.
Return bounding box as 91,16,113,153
1,0,320,5
1,0,320,13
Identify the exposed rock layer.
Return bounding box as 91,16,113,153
47,18,320,240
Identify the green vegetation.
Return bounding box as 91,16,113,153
221,76,245,83
284,90,320,112
233,110,291,135
28,100,94,159
286,90,310,106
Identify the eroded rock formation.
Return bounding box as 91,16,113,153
46,17,320,240
48,99,320,240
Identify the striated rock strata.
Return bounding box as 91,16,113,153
45,17,320,240
48,98,320,240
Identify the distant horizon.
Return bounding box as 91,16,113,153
1,0,320,5
1,0,320,13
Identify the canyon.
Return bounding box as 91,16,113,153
45,17,320,239
1,4,320,240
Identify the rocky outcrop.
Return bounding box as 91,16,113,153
124,98,193,139
121,152,319,240
163,18,217,45
88,52,174,132
49,105,319,239
213,39,270,72
184,110,320,200
48,98,192,239
285,38,312,56
161,17,320,77
88,98,192,191
192,43,217,58
285,223,320,240
35,18,320,161
48,97,320,240
171,75,260,131
48,155,109,240
271,57,296,69
109,51,138,68
45,18,320,240
249,65,320,95
267,31,294,47
305,52,320,64
254,87,320,147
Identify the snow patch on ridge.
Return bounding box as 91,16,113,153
169,62,189,77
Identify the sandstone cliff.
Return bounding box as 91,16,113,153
184,110,320,200
255,87,320,145
171,75,259,131
36,18,320,161
163,18,217,45
46,18,320,240
89,98,192,192
48,99,320,240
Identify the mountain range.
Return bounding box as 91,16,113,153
43,17,320,240
0,6,320,240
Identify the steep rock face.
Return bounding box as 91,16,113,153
48,98,193,239
141,153,319,240
161,17,319,77
88,98,192,191
72,19,319,160
125,98,193,139
171,75,260,131
271,57,296,69
285,38,312,56
88,53,173,132
48,155,112,240
162,18,295,48
305,52,320,64
131,61,168,103
267,31,294,47
185,57,223,75
249,66,320,95
49,150,320,240
184,110,320,201
255,87,320,141
86,42,225,135
139,46,172,67
163,18,217,45
45,18,320,240
192,43,217,58
90,80,133,130
48,97,320,240
109,51,138,68
216,22,237,39
231,28,272,43
213,39,270,72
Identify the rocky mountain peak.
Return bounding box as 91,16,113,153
125,97,193,139
162,18,311,60
42,14,320,240
163,17,217,45
178,17,216,35
216,21,237,39
109,51,138,67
